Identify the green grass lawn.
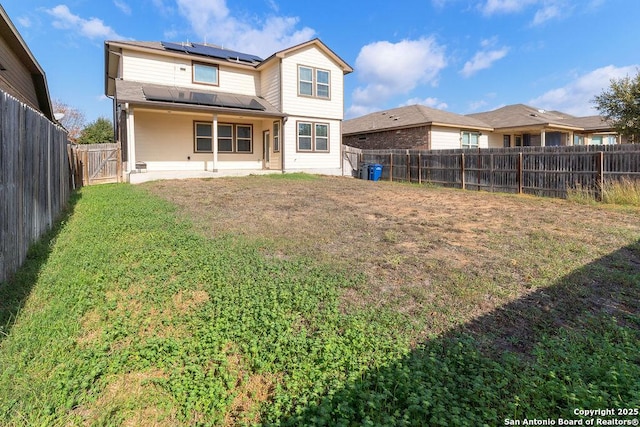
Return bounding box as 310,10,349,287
1,180,639,426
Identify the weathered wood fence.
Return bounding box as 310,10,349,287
1,91,70,282
343,144,640,199
69,142,122,186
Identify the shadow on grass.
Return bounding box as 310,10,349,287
273,239,640,426
0,191,81,342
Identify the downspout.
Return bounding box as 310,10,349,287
279,57,286,173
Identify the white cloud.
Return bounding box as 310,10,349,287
17,16,32,28
460,46,509,77
402,97,449,110
174,0,315,58
114,0,132,15
529,65,639,116
348,37,447,116
46,5,125,40
480,0,570,25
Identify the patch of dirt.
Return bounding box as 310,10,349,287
144,175,640,346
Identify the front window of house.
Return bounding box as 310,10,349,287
298,66,330,99
193,62,219,85
297,121,330,152
574,135,585,145
461,131,479,149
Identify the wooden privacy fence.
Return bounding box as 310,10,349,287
69,142,122,186
1,90,70,283
344,144,640,199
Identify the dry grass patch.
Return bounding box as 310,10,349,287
145,175,640,340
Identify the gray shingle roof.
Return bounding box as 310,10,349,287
115,80,283,117
343,104,493,135
466,104,583,130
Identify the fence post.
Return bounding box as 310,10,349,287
406,150,410,182
595,151,604,201
490,153,494,192
518,152,523,194
461,153,465,190
418,153,422,184
390,153,393,182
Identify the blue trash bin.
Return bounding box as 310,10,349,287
368,163,383,181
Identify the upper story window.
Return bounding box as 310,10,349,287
298,66,330,99
193,62,219,86
461,131,479,149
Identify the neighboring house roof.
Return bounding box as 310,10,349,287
0,4,53,120
467,104,584,131
343,104,494,135
115,80,284,117
565,115,614,132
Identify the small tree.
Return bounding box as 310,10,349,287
78,117,114,144
592,70,640,143
52,99,85,142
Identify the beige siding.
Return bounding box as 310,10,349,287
280,46,344,120
431,127,461,149
122,49,259,96
260,61,281,109
0,37,39,110
282,118,342,174
487,133,503,148
134,110,266,171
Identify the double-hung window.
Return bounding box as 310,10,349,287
298,66,330,99
461,131,479,149
195,122,213,152
194,122,252,153
297,121,329,152
273,121,280,152
193,62,219,86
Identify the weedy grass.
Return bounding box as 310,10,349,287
567,178,640,206
0,181,638,426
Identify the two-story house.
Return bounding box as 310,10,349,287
104,38,352,181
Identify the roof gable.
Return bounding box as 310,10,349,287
260,38,353,74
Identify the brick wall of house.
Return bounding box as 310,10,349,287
342,125,430,150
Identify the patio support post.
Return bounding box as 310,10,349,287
212,114,218,172
540,129,546,147
126,105,136,173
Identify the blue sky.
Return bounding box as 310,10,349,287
4,0,639,123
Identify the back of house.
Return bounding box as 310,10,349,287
104,38,352,181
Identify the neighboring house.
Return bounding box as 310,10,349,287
343,103,623,150
0,4,54,120
467,104,623,148
342,104,493,150
104,38,353,178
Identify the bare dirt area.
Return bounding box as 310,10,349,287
143,175,640,350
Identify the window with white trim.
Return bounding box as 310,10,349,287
273,121,280,152
194,122,213,152
591,135,603,145
194,122,253,153
193,62,219,85
297,121,329,152
461,131,479,149
298,66,331,99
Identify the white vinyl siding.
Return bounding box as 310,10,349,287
122,50,259,96
260,61,281,109
280,46,344,120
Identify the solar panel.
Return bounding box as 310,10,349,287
142,86,265,111
161,41,262,64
